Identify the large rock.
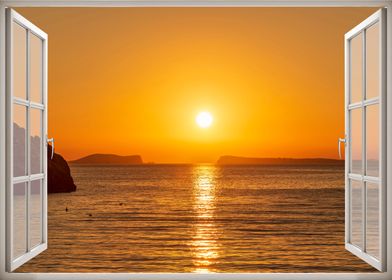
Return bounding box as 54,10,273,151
48,145,77,193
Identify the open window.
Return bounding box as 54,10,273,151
1,5,389,276
343,9,386,271
6,9,48,271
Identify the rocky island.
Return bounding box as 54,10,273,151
217,155,344,166
70,154,143,165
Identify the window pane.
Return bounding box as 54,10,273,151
30,180,42,249
31,109,42,174
366,182,380,260
13,22,27,100
13,182,26,259
350,108,362,174
350,32,363,104
30,33,43,104
366,104,379,177
13,104,27,177
351,180,363,248
366,22,380,100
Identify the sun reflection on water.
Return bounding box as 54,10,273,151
191,165,219,273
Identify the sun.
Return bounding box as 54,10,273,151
196,112,213,128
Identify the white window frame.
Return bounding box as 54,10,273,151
5,8,48,272
0,1,391,280
344,9,387,271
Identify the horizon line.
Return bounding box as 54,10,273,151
67,154,344,165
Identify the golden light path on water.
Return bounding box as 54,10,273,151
191,165,220,273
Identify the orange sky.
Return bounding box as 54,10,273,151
17,7,377,163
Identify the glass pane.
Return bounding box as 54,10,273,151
350,108,362,174
366,22,380,100
30,180,42,249
351,180,363,248
350,32,363,104
366,104,379,177
30,33,43,103
31,109,42,174
13,182,26,258
13,104,27,177
13,22,27,100
366,182,380,260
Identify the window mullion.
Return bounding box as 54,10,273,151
361,28,367,253
26,29,31,253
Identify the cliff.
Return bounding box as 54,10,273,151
48,145,77,193
70,154,143,165
217,155,344,166
14,123,76,193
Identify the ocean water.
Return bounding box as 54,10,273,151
17,164,375,273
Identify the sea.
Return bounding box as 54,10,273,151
17,164,375,273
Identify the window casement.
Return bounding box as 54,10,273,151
5,8,48,272
343,9,387,271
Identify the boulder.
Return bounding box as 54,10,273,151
48,145,77,193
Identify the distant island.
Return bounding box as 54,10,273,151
70,154,143,165
68,153,343,166
217,155,344,166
